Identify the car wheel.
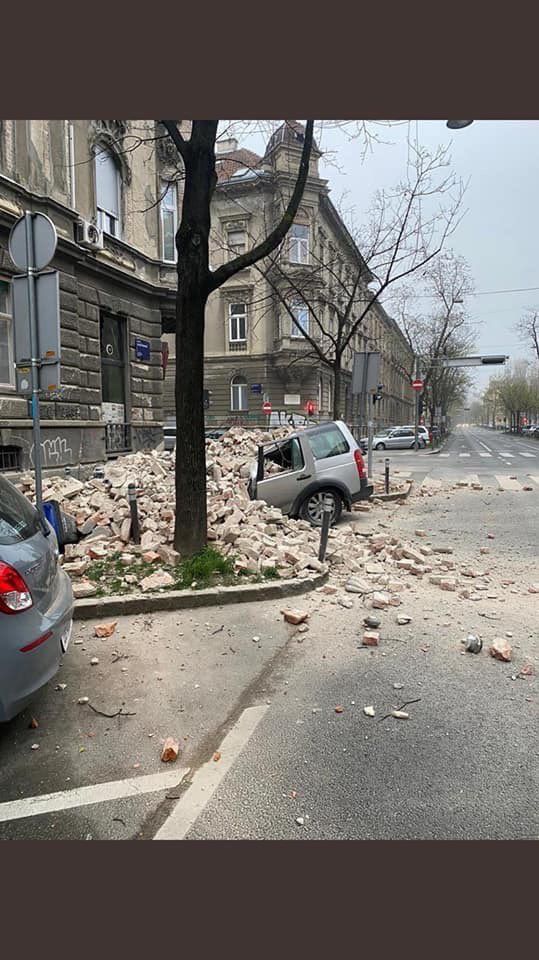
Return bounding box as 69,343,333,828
375,442,386,450
299,489,343,527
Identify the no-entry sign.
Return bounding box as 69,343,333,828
412,379,423,391
262,401,272,414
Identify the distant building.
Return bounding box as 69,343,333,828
0,120,181,473
163,122,414,430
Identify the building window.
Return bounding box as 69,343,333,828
95,147,121,237
288,223,309,264
160,180,178,262
226,226,247,258
0,280,14,390
290,300,309,338
229,302,247,345
230,375,248,411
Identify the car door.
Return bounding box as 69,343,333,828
388,428,414,448
255,435,311,513
306,422,359,497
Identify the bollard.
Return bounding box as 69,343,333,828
318,492,334,562
128,482,140,545
385,457,390,495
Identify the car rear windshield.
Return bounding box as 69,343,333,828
308,424,350,460
0,474,42,545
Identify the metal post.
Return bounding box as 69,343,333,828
413,354,420,451
367,393,374,480
318,493,334,562
385,457,390,495
24,213,43,516
128,482,140,544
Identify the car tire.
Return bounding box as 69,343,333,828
375,442,386,450
299,489,343,527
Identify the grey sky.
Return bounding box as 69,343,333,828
243,120,539,398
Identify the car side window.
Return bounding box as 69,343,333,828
308,425,350,460
0,475,42,545
264,437,304,475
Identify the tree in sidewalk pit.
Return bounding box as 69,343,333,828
160,120,314,556
393,251,476,428
246,142,466,419
490,360,539,431
516,309,539,363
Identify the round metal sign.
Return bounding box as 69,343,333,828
412,379,423,391
9,212,58,271
262,401,272,414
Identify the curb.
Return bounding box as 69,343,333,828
372,478,414,502
73,570,329,621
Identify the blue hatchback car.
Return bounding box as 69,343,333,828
0,473,73,721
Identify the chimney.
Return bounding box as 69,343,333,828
216,137,238,156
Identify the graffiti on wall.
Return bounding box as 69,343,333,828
30,436,74,467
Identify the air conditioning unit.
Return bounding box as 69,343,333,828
75,219,104,251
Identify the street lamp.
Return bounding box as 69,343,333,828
446,120,474,130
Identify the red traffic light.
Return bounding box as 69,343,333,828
305,400,316,416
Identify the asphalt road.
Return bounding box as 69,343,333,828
1,426,537,840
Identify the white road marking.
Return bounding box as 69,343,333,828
478,440,492,452
0,769,189,825
495,475,522,492
498,452,511,457
154,704,269,840
528,476,539,486
479,453,492,457
459,453,470,458
519,452,535,458
439,453,450,458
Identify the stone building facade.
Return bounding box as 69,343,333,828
0,120,181,474
163,122,414,431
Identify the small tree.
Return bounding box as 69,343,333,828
516,309,539,363
160,120,314,556
394,251,475,428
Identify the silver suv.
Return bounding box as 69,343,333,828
248,420,373,525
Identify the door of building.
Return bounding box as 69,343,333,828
100,313,130,453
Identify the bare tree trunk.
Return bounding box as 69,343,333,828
173,122,217,556
332,362,341,420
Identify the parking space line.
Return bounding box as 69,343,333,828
154,704,269,840
0,769,189,825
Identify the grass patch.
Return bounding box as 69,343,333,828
81,545,240,596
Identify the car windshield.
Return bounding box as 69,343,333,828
0,474,42,545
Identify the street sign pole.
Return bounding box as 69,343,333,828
24,213,44,515
413,358,421,451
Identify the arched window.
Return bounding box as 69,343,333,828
230,375,248,411
95,147,121,237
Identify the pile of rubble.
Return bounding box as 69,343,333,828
16,427,329,596
15,425,512,602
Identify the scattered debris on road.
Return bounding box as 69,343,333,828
490,638,513,662
94,621,118,638
161,738,180,762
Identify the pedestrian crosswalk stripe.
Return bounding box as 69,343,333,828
519,452,535,458
498,452,511,457
479,452,492,457
439,453,450,458
459,453,470,458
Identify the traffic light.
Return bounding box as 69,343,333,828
372,384,383,405
306,400,315,416
418,395,424,418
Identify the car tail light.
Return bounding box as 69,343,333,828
354,448,367,479
0,562,33,614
